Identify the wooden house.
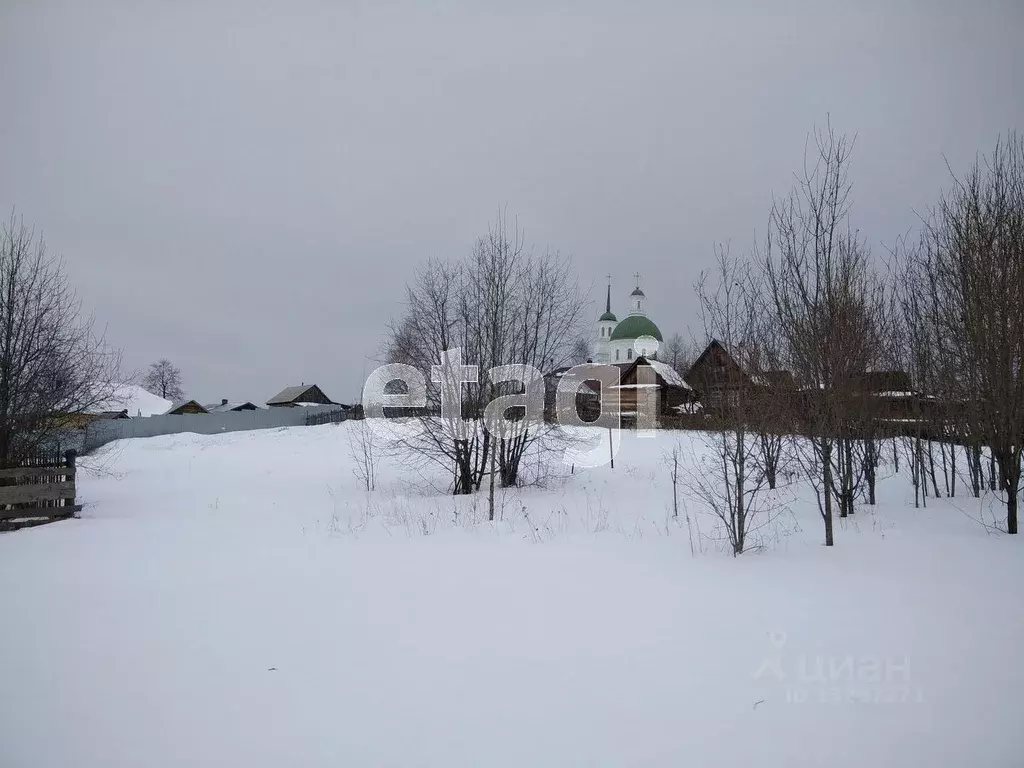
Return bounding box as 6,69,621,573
685,340,747,412
686,340,794,410
52,409,130,429
266,384,337,408
544,366,602,422
612,356,696,424
855,370,937,429
544,358,695,426
164,400,209,415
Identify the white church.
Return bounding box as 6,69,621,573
590,274,664,364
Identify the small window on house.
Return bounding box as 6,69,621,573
615,349,620,361
627,348,633,360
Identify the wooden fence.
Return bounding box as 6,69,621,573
0,450,79,532
305,406,361,427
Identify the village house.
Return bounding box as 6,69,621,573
685,339,795,419
543,366,602,422
853,370,942,432
686,339,930,434
544,356,695,426
54,409,130,430
611,355,696,425
164,400,209,415
266,384,337,408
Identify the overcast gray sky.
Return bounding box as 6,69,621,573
1,1,1021,404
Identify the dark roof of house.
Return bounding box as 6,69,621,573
97,409,130,420
860,370,913,393
266,384,334,405
685,339,736,381
203,401,259,413
164,400,209,415
688,340,912,395
687,340,797,389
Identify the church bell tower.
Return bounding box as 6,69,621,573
591,275,617,363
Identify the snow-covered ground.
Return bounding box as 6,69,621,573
1,424,1022,767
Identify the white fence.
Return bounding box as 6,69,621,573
80,405,348,452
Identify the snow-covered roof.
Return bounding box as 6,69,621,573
204,401,258,413
88,384,171,418
647,360,691,389
545,367,601,395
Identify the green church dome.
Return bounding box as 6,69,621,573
599,310,617,322
610,315,663,342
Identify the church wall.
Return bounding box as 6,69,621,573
608,338,658,363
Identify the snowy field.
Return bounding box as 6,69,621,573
1,423,1022,767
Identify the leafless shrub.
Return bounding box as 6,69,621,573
663,439,697,555
346,420,379,492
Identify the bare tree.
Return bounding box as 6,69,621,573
690,244,785,554
0,214,121,466
905,134,1024,533
385,258,479,494
664,333,698,374
762,119,890,545
569,336,591,364
142,358,184,401
387,212,587,495
893,240,940,509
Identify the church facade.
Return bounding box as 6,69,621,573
589,276,664,364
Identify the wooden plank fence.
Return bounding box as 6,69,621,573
0,450,79,532
304,407,357,427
